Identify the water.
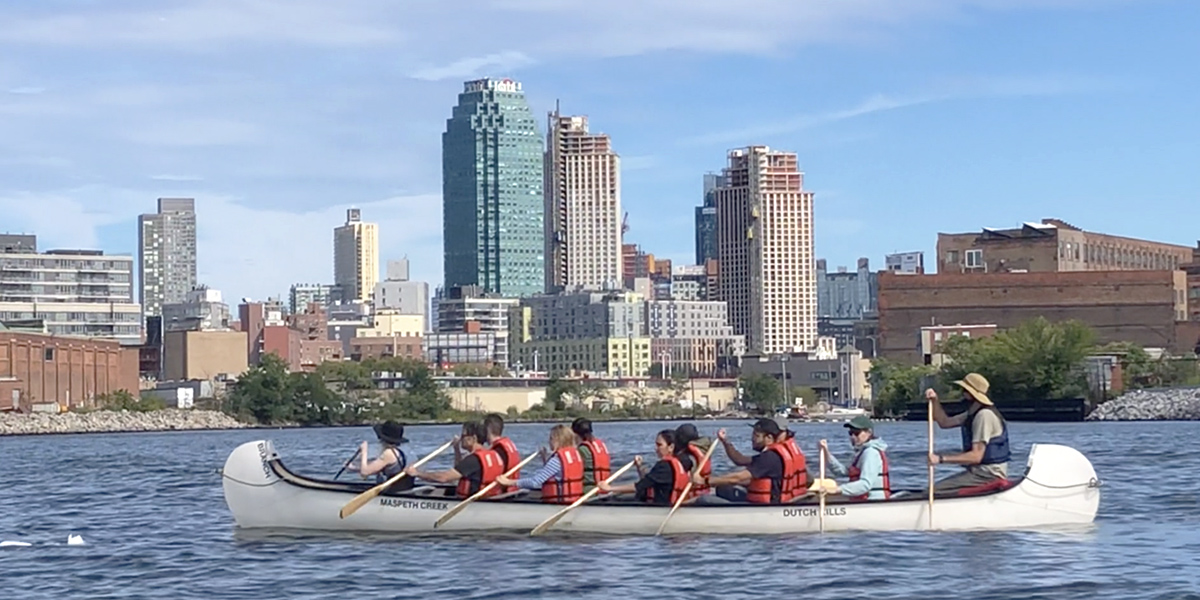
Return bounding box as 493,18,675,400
1,419,1198,599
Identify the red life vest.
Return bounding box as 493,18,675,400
782,436,809,496
579,438,611,485
541,447,585,504
846,446,892,500
686,444,713,497
491,436,521,492
644,455,689,505
455,448,504,498
746,443,794,504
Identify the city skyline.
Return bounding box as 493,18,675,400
2,2,1198,303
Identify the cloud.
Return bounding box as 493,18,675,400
7,86,44,95
410,51,536,81
150,174,204,182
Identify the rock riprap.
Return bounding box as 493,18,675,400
0,409,249,435
1086,388,1200,421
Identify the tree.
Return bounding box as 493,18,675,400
868,358,936,417
740,373,784,413
227,353,295,424
792,386,818,407
939,317,1094,401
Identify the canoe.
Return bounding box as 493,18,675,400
221,439,1101,535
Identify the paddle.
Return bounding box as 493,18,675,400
927,398,935,530
333,447,361,481
818,438,827,533
655,440,720,536
528,459,637,537
433,452,540,528
339,438,455,519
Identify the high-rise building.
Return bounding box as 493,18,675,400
139,198,197,318
442,78,544,297
816,258,877,320
289,283,334,315
715,146,816,355
544,108,622,292
434,285,519,367
333,208,379,304
694,173,724,265
373,258,430,327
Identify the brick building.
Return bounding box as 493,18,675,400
0,329,139,411
878,270,1190,364
1185,242,1200,321
938,219,1193,274
349,335,424,361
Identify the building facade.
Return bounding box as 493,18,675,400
715,146,817,354
1185,242,1200,322
0,245,141,344
289,283,334,315
694,173,724,266
816,257,877,320
162,330,248,382
333,208,379,304
138,197,197,318
442,78,544,297
373,258,430,326
0,329,139,411
544,110,622,293
938,218,1193,274
435,285,518,367
646,299,745,377
885,251,925,274
510,290,651,377
161,286,230,332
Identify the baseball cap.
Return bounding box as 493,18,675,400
772,415,790,432
843,415,875,431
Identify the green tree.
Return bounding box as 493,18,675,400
868,358,936,417
226,353,297,424
740,373,784,413
793,386,818,406
939,317,1094,401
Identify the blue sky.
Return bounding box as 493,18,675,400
1,0,1196,301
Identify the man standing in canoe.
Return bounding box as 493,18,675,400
925,372,1011,493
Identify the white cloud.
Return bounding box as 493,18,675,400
410,51,536,81
150,174,204,182
7,86,44,94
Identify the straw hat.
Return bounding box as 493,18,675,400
953,373,993,406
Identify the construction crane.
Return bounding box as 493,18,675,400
621,212,629,235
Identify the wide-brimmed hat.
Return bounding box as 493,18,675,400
954,373,993,406
374,421,409,445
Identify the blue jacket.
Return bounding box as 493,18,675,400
826,438,889,500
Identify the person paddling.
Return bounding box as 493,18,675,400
674,423,713,498
346,421,412,492
572,417,611,489
406,420,504,498
484,413,522,492
816,415,891,500
692,419,794,504
597,429,689,506
925,372,1011,493
495,424,584,504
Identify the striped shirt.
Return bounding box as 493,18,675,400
513,456,563,490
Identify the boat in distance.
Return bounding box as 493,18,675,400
221,440,1101,535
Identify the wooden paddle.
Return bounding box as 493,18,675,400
927,399,935,530
433,452,540,528
333,447,361,481
655,440,720,537
818,438,827,533
528,459,637,537
339,438,455,519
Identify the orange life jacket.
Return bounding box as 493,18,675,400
491,436,521,492
847,446,892,500
686,444,713,497
746,443,794,504
781,436,809,496
579,438,611,485
541,447,585,504
644,455,689,505
455,448,504,498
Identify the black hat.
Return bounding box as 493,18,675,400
374,421,409,445
675,423,699,444
749,418,783,436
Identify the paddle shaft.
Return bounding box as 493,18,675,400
529,459,637,536
333,447,362,481
339,438,455,519
655,440,721,536
433,451,540,528
819,439,826,533
927,400,935,530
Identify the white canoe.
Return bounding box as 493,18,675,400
221,439,1101,535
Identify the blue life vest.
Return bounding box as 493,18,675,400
375,447,408,484
961,406,1010,465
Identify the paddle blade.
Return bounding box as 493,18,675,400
339,486,382,519
529,459,637,537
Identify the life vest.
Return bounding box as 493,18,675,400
491,436,521,492
541,447,585,504
781,436,809,495
375,447,408,484
579,438,611,485
961,406,1011,465
746,444,794,504
455,448,504,498
846,445,891,500
644,455,689,505
685,444,713,497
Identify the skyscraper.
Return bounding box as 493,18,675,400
333,208,379,304
442,78,544,297
139,197,197,318
544,108,622,292
715,146,816,354
694,173,724,265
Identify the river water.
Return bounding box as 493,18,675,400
0,419,1197,599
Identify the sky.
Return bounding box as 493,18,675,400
1,0,1198,302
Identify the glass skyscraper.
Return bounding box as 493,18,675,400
694,173,723,265
442,78,544,297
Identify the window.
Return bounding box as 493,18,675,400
965,249,983,268
44,348,54,361
945,250,959,264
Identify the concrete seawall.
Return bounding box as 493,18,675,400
0,409,249,436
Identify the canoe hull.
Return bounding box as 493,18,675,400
221,440,1100,535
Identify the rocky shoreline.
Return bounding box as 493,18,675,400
1086,387,1200,421
0,409,250,436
